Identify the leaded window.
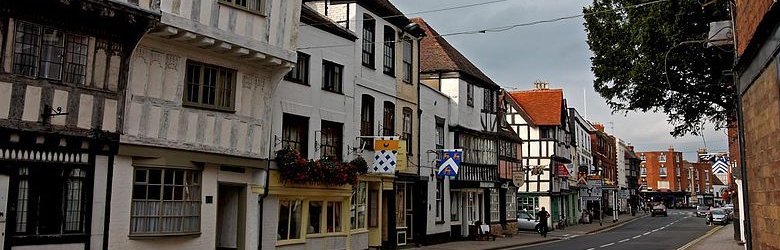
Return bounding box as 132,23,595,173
184,61,236,111
12,165,89,236
12,21,88,84
130,168,201,235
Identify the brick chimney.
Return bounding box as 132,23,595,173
534,80,549,90
593,123,605,132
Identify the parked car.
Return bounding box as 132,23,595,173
516,210,541,232
651,203,668,217
696,205,710,217
710,209,729,225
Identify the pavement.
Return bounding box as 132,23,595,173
684,223,744,250
413,212,648,250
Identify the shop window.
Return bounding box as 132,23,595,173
327,201,342,233
278,200,303,240
450,191,461,221
130,168,201,235
12,165,89,237
307,201,323,234
506,191,517,220
490,190,500,222
350,182,367,230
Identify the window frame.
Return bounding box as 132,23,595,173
506,191,517,220
320,120,343,161
12,21,89,85
435,178,444,223
466,83,474,107
129,167,202,236
383,26,396,76
382,101,395,136
285,52,310,85
183,60,237,112
402,107,413,153
450,191,461,222
490,190,500,223
282,113,310,158
350,182,368,230
435,117,445,150
217,0,267,16
402,39,413,83
361,14,376,69
277,199,304,241
322,60,344,94
360,95,375,150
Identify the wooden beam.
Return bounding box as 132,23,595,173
194,37,216,47
171,31,197,42
210,42,232,52
230,47,250,57
243,52,267,61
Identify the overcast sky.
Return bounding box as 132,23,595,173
391,0,728,160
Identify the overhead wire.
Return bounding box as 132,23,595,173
299,0,672,50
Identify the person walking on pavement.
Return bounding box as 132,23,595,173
537,207,551,238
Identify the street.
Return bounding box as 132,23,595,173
512,210,712,250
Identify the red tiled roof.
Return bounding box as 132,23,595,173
508,89,564,126
411,17,498,88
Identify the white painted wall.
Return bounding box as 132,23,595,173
419,84,455,236
108,156,261,250
271,23,356,160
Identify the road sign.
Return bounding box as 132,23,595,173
586,179,603,196
619,190,630,199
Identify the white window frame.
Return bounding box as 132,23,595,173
130,167,202,236
350,182,367,230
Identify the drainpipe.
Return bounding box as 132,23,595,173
258,111,275,250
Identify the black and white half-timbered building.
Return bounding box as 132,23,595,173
0,1,159,249
417,18,516,240
506,82,573,227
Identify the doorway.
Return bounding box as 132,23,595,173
0,174,8,250
217,184,245,250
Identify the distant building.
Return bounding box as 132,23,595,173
590,123,616,212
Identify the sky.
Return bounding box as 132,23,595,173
391,0,728,160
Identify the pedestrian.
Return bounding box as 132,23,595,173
537,206,551,238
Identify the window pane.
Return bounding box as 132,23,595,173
327,201,342,233
185,64,201,103
131,168,202,235
202,67,218,105
308,201,323,234
39,27,65,80
63,34,88,84
13,21,41,77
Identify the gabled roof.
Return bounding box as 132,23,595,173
301,4,357,41
411,17,498,88
508,89,564,126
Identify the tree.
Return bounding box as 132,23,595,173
583,0,734,137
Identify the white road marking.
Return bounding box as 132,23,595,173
600,243,615,248
643,232,652,235
632,235,642,239
587,248,596,250
619,239,630,243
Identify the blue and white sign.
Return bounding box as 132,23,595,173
437,149,462,177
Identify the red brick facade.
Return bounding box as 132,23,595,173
638,150,684,192
591,124,616,186
735,0,774,56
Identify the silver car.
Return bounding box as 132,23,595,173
710,209,729,225
517,211,541,231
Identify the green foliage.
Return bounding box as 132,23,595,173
583,0,734,136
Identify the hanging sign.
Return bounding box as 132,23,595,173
513,172,525,188
370,137,399,174
437,149,462,177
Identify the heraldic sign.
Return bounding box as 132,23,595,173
438,149,462,177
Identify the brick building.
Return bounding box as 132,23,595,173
734,0,780,249
590,123,616,212
638,148,684,206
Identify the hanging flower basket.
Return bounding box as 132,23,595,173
275,148,368,186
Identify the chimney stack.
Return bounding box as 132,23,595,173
534,80,550,90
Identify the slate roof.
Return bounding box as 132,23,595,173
508,89,564,126
412,17,499,88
